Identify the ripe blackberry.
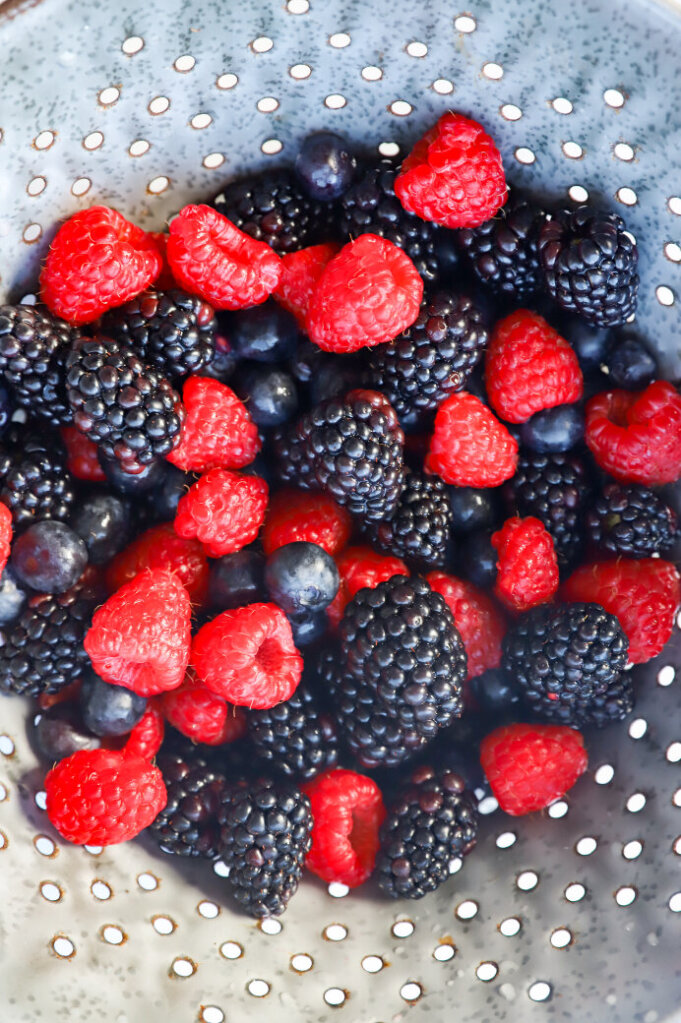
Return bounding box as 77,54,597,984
0,305,76,426
326,575,466,768
247,678,339,781
212,168,332,254
365,289,488,424
101,289,217,381
337,159,444,282
503,601,632,727
274,390,405,522
366,469,453,570
586,483,678,558
458,191,547,299
65,335,184,473
0,431,75,527
538,206,639,327
508,450,590,566
150,752,225,858
218,776,312,916
376,765,478,899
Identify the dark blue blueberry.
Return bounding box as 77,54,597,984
448,487,499,534
0,564,29,627
149,465,196,522
290,339,323,385
0,385,14,436
79,668,147,737
555,311,611,370
295,131,357,201
470,668,521,716
460,530,497,589
519,403,585,453
605,335,658,389
70,493,132,565
11,520,88,593
100,454,167,495
200,332,239,382
209,548,266,610
287,609,329,646
308,355,363,405
34,703,100,762
222,300,300,363
265,541,339,614
234,363,299,428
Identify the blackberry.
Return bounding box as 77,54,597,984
218,776,312,916
376,765,478,899
150,752,225,858
101,289,217,381
247,678,339,781
0,305,76,426
212,168,332,254
337,159,443,282
365,289,488,424
326,575,466,768
503,601,632,727
366,469,453,570
538,207,639,327
65,335,184,473
586,483,678,558
508,450,590,566
0,432,75,527
457,191,548,299
274,390,405,522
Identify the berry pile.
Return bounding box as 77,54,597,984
0,109,678,923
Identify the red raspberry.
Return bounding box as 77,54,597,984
480,723,588,816
85,568,192,696
122,702,165,760
192,602,303,709
394,112,507,229
0,501,12,577
426,571,506,680
162,675,247,746
492,516,559,613
327,545,408,628
262,488,353,557
166,204,282,310
486,310,583,424
425,391,518,487
60,426,106,482
274,242,340,328
40,206,162,325
105,522,210,608
174,469,268,558
45,747,167,845
302,768,386,887
148,231,178,290
585,381,681,485
562,558,681,664
306,234,423,353
167,376,260,473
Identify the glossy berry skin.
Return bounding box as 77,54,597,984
0,564,28,626
586,484,677,558
11,520,88,594
208,548,266,610
70,493,132,566
147,465,196,522
492,516,559,613
167,376,260,474
200,331,238,383
519,403,585,453
448,486,499,534
34,703,100,762
105,522,209,607
425,391,518,488
469,668,520,717
605,335,657,390
265,541,339,615
327,546,408,628
247,677,339,781
295,131,357,200
0,306,72,426
0,384,13,435
234,363,298,428
460,530,498,589
274,244,340,328
225,299,300,363
100,454,167,495
79,668,148,737
286,609,329,647
262,488,352,558
174,469,268,559
555,312,611,371
151,752,226,858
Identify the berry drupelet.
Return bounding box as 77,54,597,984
0,304,76,426
0,431,75,527
247,678,339,781
586,483,678,558
366,469,453,570
150,752,226,858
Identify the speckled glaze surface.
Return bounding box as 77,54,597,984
0,1,681,1021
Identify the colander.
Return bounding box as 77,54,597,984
1,0,681,1019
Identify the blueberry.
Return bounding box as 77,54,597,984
460,530,497,589
519,403,585,453
555,311,611,370
200,332,239,382
265,542,339,614
0,564,28,627
234,363,299,428
147,465,197,522
209,548,266,610
34,703,100,761
295,131,357,201
470,668,520,716
100,454,167,495
448,487,499,533
605,335,658,389
0,384,14,436
11,520,88,593
79,668,148,737
290,340,322,385
432,229,461,281
222,300,300,363
70,493,132,565
308,355,363,405
287,609,329,646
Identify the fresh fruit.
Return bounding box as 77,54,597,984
105,522,209,607
604,335,657,389
60,426,106,482
519,403,585,454
367,469,453,570
0,501,11,576
161,676,245,746
226,299,300,362
273,243,340,327
0,305,76,425
491,516,559,613
261,488,352,558
425,391,518,487
326,545,408,628
79,668,147,737
150,751,225,858
585,483,678,558
295,131,357,201
247,677,339,781
448,486,499,534
0,432,75,527
264,541,339,614
34,703,100,762
233,364,298,427
427,572,506,680
460,530,498,589
166,375,260,473
208,548,266,610
11,520,88,594
469,668,521,717
70,494,131,567
173,469,268,558
120,702,165,760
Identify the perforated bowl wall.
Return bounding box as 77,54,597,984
0,0,681,1020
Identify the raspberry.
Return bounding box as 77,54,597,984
492,516,559,613
60,426,106,482
162,675,246,746
166,205,282,310
122,703,165,760
584,381,681,486
274,243,340,328
302,768,386,887
85,568,192,696
425,391,518,487
426,572,506,680
148,232,177,290
192,602,303,709
305,235,423,353
0,501,12,577
41,207,162,325
562,558,681,664
105,522,210,607
261,488,352,557
486,310,583,424
394,113,507,229
480,723,588,816
326,545,408,628
167,376,260,473
45,747,167,845
174,469,268,558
